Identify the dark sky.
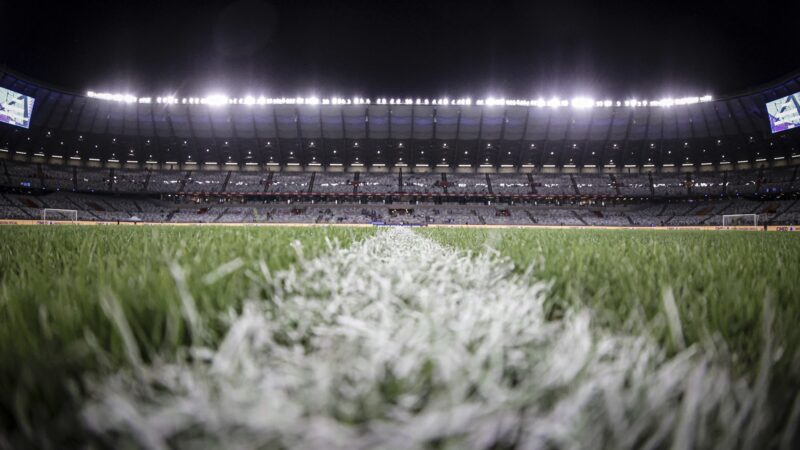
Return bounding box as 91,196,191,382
1,0,798,100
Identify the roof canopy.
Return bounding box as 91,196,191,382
1,69,799,169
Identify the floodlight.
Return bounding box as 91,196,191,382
571,97,594,109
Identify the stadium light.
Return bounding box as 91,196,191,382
571,97,595,109
204,94,229,106
87,89,715,109
87,91,137,103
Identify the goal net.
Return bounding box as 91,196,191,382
41,208,78,224
722,213,758,228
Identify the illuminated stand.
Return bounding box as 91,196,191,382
41,209,78,224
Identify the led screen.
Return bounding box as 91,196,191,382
767,92,800,133
0,87,35,129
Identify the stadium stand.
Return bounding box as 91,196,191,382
688,174,725,196
653,176,688,197
5,161,39,189
575,175,616,196
3,186,800,226
226,171,267,193
447,174,490,195
759,167,796,194
147,170,184,193
183,171,227,193
112,169,149,192
616,174,652,196
529,208,585,226
727,171,760,195
77,168,110,192
491,174,531,195
2,161,800,227
534,174,573,196
359,174,399,194
401,174,443,194
314,173,355,194
1,66,799,227
40,164,74,191
269,173,311,193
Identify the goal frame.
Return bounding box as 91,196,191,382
722,213,758,229
41,208,78,224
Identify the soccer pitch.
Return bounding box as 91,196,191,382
0,226,799,448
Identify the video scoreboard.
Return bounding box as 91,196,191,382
0,87,35,129
767,92,800,134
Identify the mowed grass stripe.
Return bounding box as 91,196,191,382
0,225,374,445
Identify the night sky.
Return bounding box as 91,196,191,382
1,0,798,100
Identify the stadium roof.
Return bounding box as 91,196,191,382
1,68,799,169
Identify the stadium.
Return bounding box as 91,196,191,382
1,67,800,227
1,0,800,448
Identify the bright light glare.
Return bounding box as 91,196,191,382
88,90,715,108
571,97,595,109
204,94,229,106
87,91,137,103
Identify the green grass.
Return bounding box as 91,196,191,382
420,228,800,447
0,225,373,446
1,225,800,448
421,228,800,374
423,228,800,374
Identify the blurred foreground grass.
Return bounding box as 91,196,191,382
0,225,373,444
2,225,799,447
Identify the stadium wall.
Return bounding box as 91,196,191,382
2,219,797,231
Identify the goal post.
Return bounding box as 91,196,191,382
41,208,78,224
722,213,758,229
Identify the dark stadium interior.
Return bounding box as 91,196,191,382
2,0,800,96
1,62,800,226
1,0,799,202
4,1,800,449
